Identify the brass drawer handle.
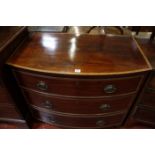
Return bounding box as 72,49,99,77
48,116,55,123
36,81,48,91
96,120,106,127
104,84,117,94
43,100,53,109
100,104,111,111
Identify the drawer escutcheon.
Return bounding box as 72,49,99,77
96,120,106,127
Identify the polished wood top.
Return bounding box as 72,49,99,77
136,38,155,69
7,33,151,75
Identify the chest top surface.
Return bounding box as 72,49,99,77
7,33,151,76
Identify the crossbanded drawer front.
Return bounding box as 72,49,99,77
31,108,125,128
132,106,155,125
23,89,135,114
14,71,143,97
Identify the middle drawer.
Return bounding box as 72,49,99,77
22,89,135,114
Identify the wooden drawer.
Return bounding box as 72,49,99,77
14,71,142,97
23,89,134,114
139,93,155,109
31,108,125,128
132,106,155,125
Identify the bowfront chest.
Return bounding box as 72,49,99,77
7,33,151,128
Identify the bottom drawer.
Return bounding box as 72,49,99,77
31,108,125,128
132,106,155,125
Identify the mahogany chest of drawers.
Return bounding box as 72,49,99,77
7,33,151,128
0,26,29,128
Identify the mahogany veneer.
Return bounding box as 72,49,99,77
8,33,150,75
22,89,135,114
31,108,125,128
14,71,142,97
7,33,151,128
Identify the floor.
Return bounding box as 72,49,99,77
0,119,153,129
32,121,153,129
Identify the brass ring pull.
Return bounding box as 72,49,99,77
100,104,111,111
48,116,55,123
96,120,106,127
43,100,53,109
36,81,48,91
104,84,117,94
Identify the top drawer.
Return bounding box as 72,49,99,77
14,71,143,97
